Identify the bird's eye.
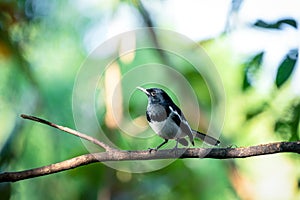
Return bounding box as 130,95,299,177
150,91,156,96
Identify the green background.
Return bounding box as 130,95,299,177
0,1,299,199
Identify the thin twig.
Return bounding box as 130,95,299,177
20,114,115,151
1,141,299,182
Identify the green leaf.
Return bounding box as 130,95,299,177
242,52,264,90
275,49,298,88
253,18,298,29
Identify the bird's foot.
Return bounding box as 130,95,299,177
227,144,238,148
148,148,158,153
170,147,179,156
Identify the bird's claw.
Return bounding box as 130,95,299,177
148,148,158,153
170,147,180,156
227,144,238,148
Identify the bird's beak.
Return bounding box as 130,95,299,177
137,86,150,96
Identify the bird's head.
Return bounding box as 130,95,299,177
137,87,173,105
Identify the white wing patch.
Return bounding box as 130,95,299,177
169,106,181,120
169,106,194,144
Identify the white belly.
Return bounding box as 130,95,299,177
149,117,186,139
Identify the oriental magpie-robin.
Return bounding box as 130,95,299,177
137,87,220,152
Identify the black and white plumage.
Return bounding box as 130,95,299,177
137,87,220,151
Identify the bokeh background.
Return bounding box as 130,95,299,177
0,0,300,199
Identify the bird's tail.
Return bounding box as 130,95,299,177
192,130,220,146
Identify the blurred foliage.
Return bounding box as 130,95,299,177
253,18,298,29
0,0,300,200
242,51,264,90
275,48,298,88
275,100,300,141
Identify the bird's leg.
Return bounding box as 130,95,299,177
174,140,179,150
171,139,180,155
148,139,168,153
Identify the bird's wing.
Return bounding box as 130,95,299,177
168,105,194,146
192,130,220,146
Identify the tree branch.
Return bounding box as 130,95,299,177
1,141,299,182
0,114,299,183
20,114,115,151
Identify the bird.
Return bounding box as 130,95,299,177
137,87,220,152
